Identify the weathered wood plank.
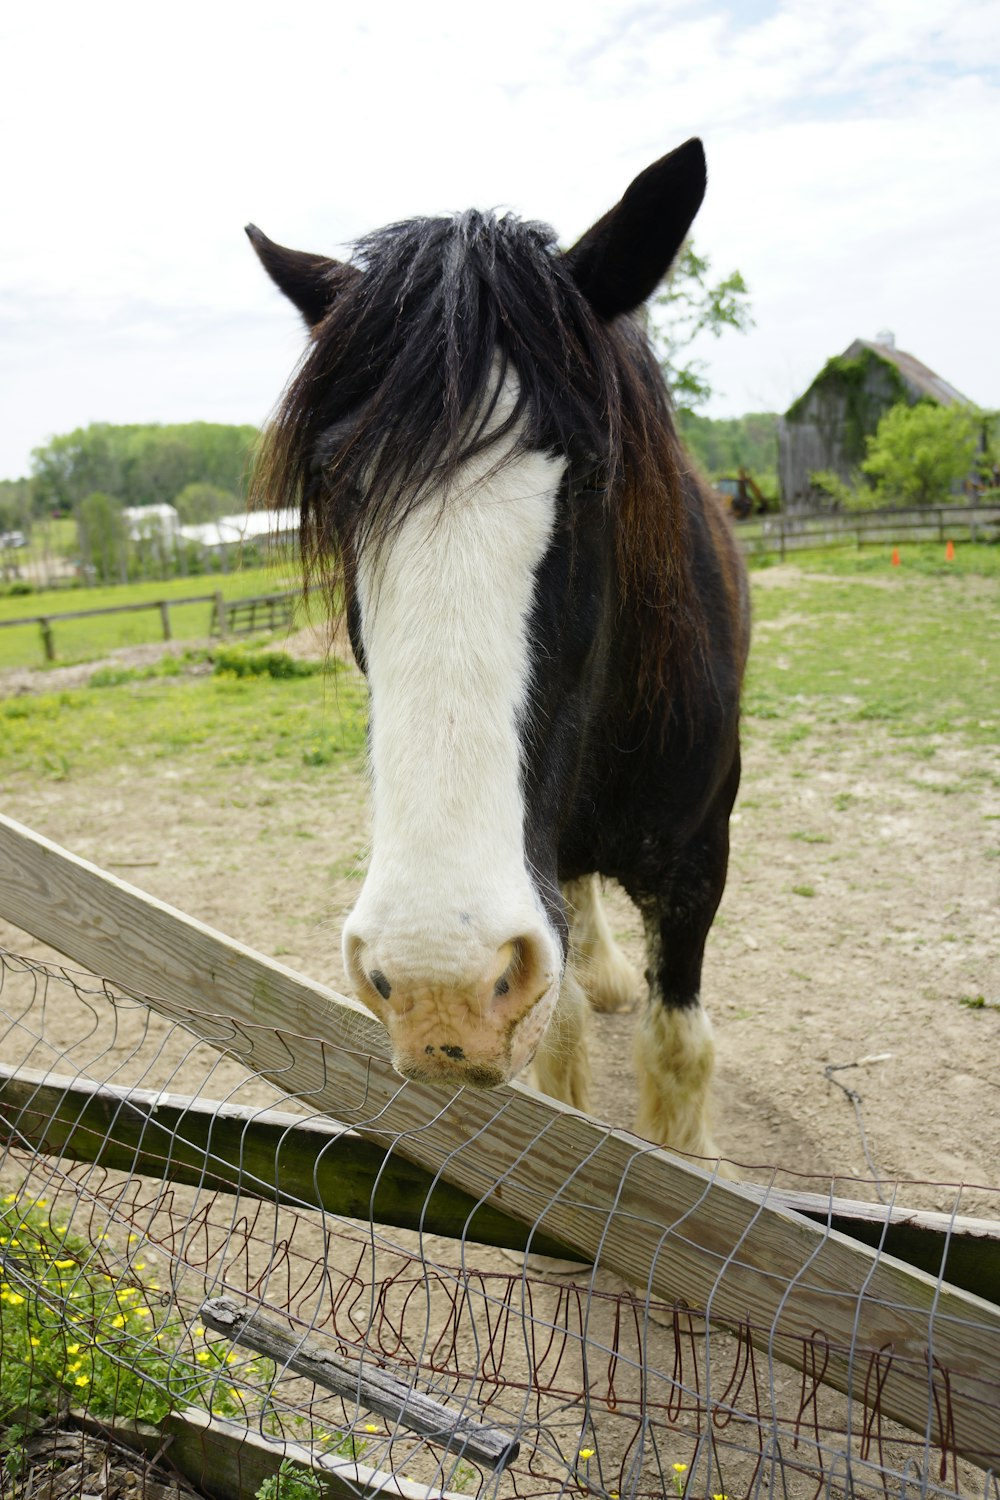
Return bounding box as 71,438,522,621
8,1067,1000,1302
200,1296,518,1470
0,1065,581,1259
74,1409,468,1500
1,813,998,1470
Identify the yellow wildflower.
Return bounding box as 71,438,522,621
67,1343,81,1354
365,1423,378,1433
30,1337,40,1347
673,1465,688,1475
196,1351,210,1363
579,1448,595,1460
75,1374,89,1387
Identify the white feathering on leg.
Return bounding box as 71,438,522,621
564,875,642,1014
633,1001,718,1159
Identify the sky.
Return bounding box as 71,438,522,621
1,0,998,481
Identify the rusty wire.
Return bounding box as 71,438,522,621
1,946,998,1500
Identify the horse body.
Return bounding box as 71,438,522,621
249,137,749,1158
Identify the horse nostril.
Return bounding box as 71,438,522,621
491,935,551,1007
370,969,392,1000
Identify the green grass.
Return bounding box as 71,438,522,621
755,540,1000,581
0,1196,270,1450
0,544,995,791
0,566,312,670
0,649,367,782
0,1194,381,1479
745,546,999,747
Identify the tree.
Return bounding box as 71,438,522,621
860,402,980,508
31,427,121,514
173,482,237,525
76,491,126,583
30,423,258,513
647,243,754,412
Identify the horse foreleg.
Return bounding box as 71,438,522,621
633,996,718,1157
527,963,591,1112
631,808,733,1162
563,874,642,1014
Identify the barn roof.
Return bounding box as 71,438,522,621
843,338,972,407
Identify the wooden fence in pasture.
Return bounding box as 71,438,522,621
737,500,1000,559
0,588,300,662
1,811,999,1498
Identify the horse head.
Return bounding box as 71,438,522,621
248,140,710,1094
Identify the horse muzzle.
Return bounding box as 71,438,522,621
342,919,561,1088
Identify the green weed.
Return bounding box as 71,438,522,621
0,663,367,781
959,995,1000,1012
0,1196,272,1461
256,1460,324,1500
211,646,324,680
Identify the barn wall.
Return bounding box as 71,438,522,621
779,349,913,510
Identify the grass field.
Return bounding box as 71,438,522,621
0,564,308,670
0,646,367,784
0,544,996,788
745,545,999,750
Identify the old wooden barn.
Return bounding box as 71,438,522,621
778,333,972,510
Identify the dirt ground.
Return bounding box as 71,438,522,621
1,600,998,1214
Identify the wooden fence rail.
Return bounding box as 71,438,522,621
0,813,998,1471
0,589,300,661
738,500,1000,559
4,1064,999,1300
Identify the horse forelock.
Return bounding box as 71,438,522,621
252,209,704,717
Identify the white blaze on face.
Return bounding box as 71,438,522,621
341,382,567,1083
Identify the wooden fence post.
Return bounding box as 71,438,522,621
39,619,55,661
214,591,228,637
158,601,171,641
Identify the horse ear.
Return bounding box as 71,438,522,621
245,223,344,328
564,138,707,320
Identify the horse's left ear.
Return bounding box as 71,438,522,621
245,223,346,328
563,138,706,320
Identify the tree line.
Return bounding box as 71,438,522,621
0,422,258,531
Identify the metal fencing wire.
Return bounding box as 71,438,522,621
1,945,998,1500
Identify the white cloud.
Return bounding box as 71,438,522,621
1,0,997,476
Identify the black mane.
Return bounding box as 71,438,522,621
254,209,703,710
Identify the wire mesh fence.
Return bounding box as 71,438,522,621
2,943,999,1500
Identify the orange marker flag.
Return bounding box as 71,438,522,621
946,539,955,561
891,547,900,567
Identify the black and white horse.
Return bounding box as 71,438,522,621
249,138,750,1158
